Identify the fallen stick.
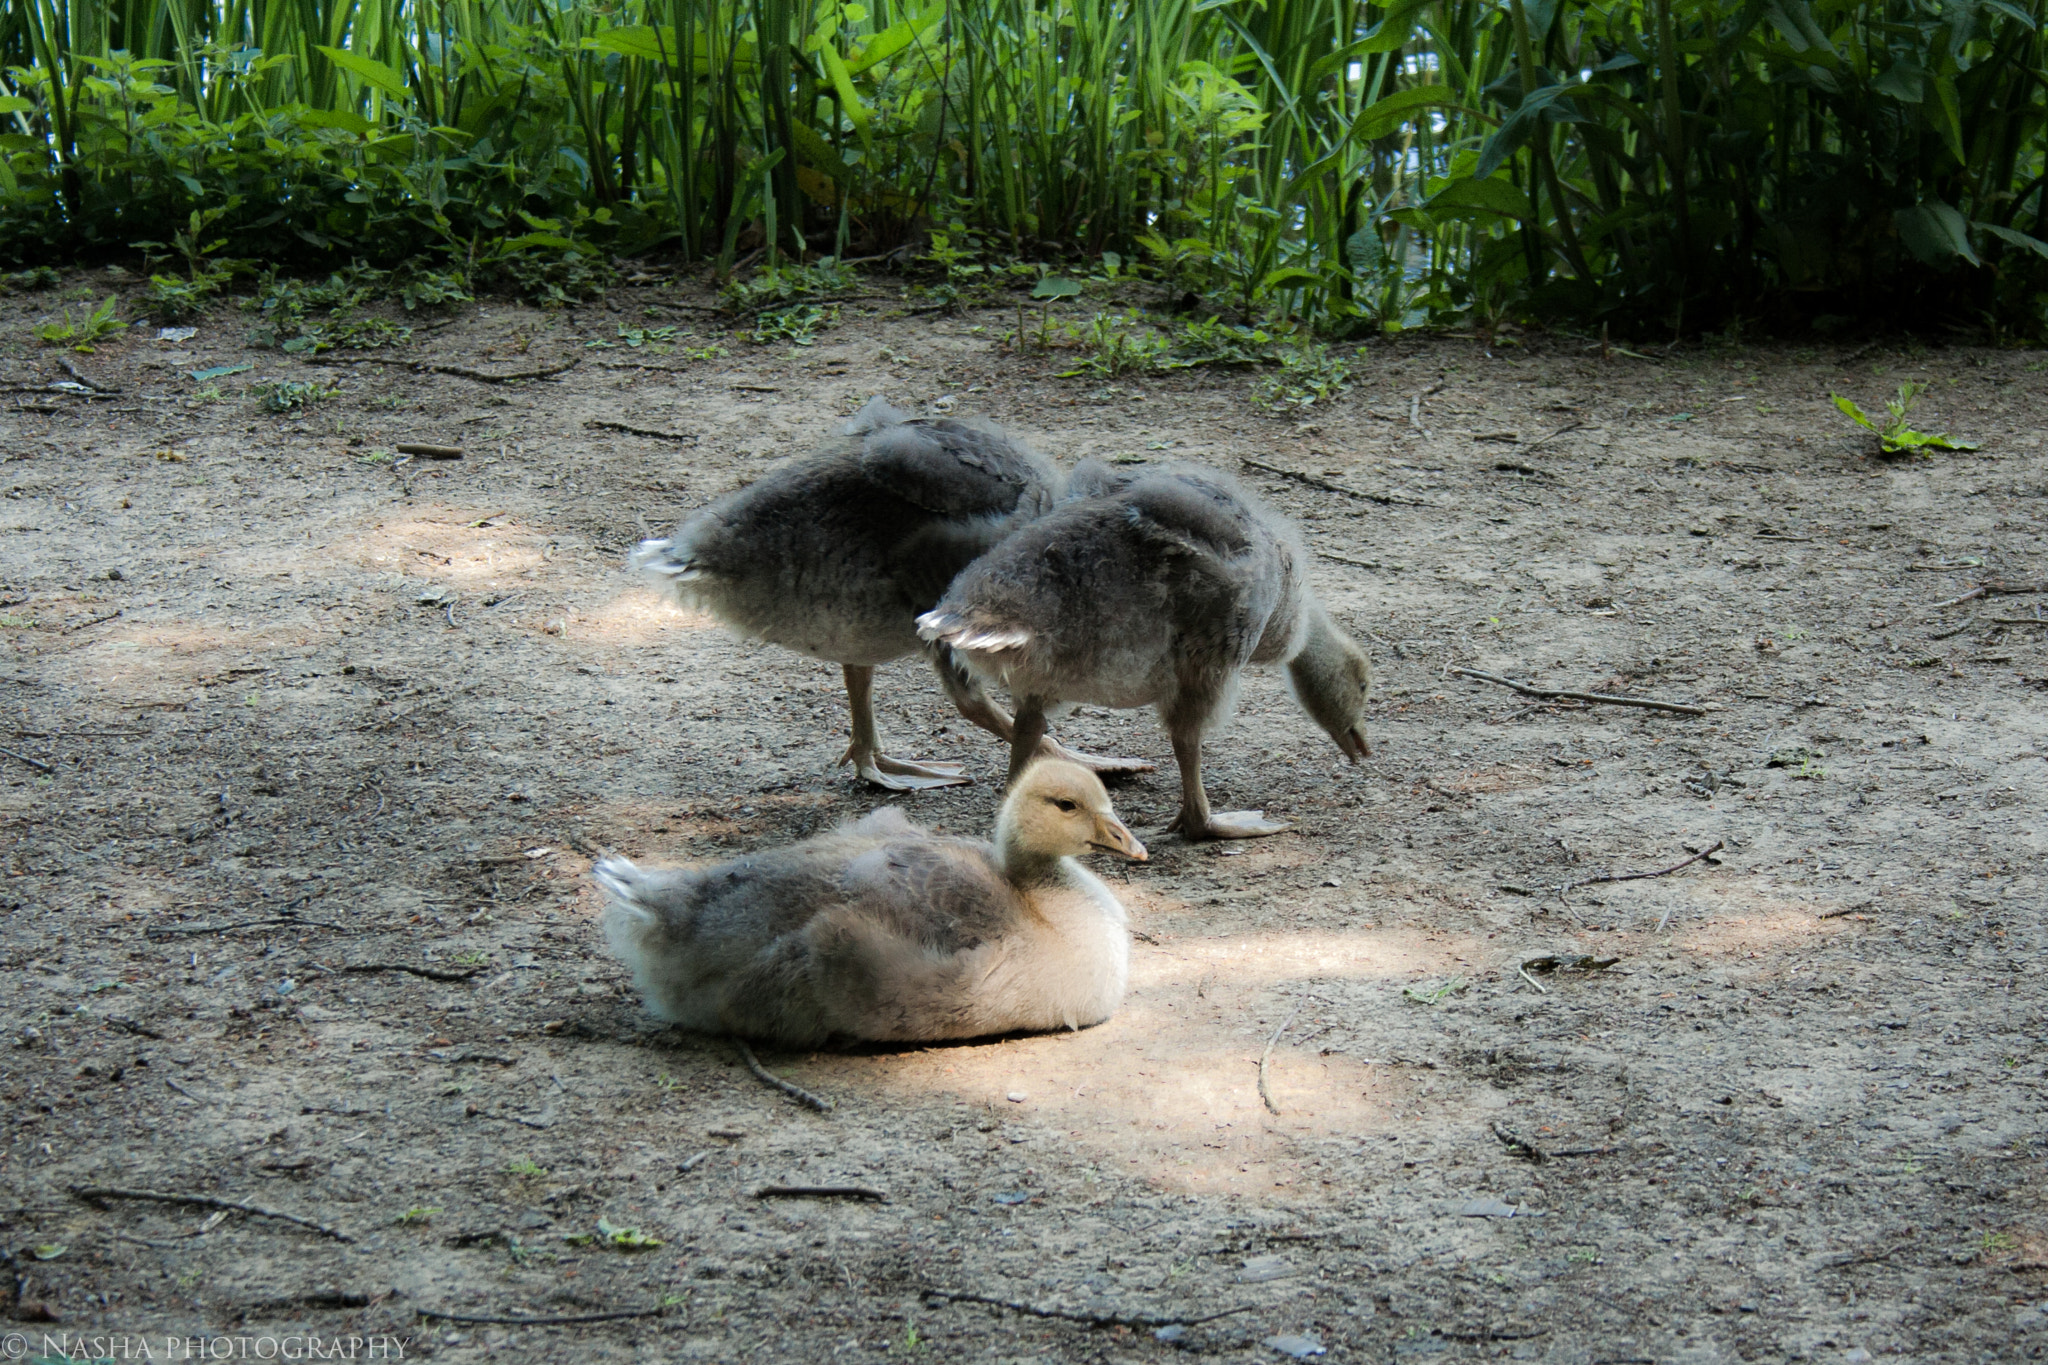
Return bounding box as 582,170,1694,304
1491,1120,1548,1163
69,1185,352,1243
145,917,350,937
1520,420,1585,453
734,1038,832,1112
417,1306,663,1326
1988,615,2048,625
62,608,122,633
1558,840,1722,905
420,359,579,384
1257,1002,1303,1117
0,746,53,774
1927,580,2047,611
1239,458,1427,506
1448,667,1708,716
584,420,697,443
338,962,482,982
395,443,463,460
924,1288,1257,1331
753,1185,887,1202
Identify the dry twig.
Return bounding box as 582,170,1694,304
584,420,696,443
420,359,579,384
753,1185,887,1202
924,1288,1257,1330
1449,667,1708,716
0,746,53,774
417,1306,663,1326
734,1038,832,1112
1257,1002,1303,1116
338,962,482,982
1239,457,1427,506
394,443,463,459
69,1185,352,1243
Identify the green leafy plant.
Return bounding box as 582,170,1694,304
506,1158,547,1179
1253,343,1350,410
394,1207,440,1224
35,294,127,351
1402,976,1469,1005
3,268,60,293
1832,384,1980,455
596,1218,663,1250
253,380,337,412
1056,310,1170,379
746,302,838,346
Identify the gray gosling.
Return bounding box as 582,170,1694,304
917,462,1371,840
593,760,1148,1047
631,397,1148,790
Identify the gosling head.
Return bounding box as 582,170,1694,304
1287,611,1373,763
997,760,1148,865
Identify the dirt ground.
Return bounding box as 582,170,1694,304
2,270,2044,1365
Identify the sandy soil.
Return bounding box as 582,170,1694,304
2,271,2045,1364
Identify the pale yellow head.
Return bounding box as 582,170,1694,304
996,759,1148,866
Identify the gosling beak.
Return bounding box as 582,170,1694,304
1089,811,1148,862
1333,724,1372,763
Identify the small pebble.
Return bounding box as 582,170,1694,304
1006,1091,1027,1103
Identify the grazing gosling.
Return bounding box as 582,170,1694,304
918,461,1371,839
593,760,1147,1047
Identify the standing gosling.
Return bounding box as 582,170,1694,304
594,760,1147,1047
917,462,1371,839
631,397,1057,790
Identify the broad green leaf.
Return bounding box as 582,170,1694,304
818,44,869,132
1930,73,1967,165
1259,267,1325,292
1427,174,1535,221
1871,60,1926,103
1349,84,1458,142
1030,277,1082,300
1474,84,1572,180
1895,201,1980,267
1977,222,2048,259
1981,0,2038,28
1346,226,1386,276
585,26,678,64
1763,0,1836,56
315,46,409,101
846,2,945,73
1352,0,1434,53
1831,393,1878,431
294,106,374,134
0,96,33,114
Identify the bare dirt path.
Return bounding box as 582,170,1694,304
2,278,2044,1363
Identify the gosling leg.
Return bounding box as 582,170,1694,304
1161,724,1291,840
1005,700,1050,789
930,646,1154,777
836,664,969,791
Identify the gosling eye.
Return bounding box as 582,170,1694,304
1051,797,1078,813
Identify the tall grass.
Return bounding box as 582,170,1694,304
3,0,2045,332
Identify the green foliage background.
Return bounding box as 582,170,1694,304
3,0,2046,333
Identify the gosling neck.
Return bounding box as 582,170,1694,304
994,809,1068,889
1286,602,1349,699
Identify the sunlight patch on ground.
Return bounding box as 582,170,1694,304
860,924,1488,1198
338,509,550,585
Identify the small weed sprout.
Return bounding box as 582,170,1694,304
1254,343,1350,409
506,1157,548,1179
1402,976,1468,1005
253,379,337,412
746,302,838,345
36,294,128,351
394,1207,440,1225
1832,383,1979,454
